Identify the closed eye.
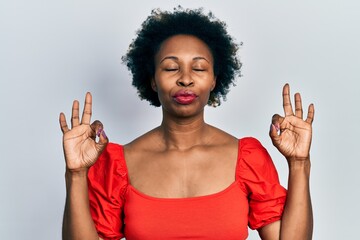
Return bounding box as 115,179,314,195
193,69,205,71
165,68,178,71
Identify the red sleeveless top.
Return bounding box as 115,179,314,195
88,137,287,240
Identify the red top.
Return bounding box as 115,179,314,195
88,137,287,240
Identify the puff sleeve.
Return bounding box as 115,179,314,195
237,137,287,230
87,143,128,240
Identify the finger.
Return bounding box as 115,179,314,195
81,92,92,125
282,83,294,116
269,123,281,147
93,126,109,154
90,120,104,141
269,123,279,137
97,128,109,149
305,103,315,124
271,114,284,130
59,113,69,133
71,100,80,128
294,93,303,119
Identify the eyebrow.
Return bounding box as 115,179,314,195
160,56,210,63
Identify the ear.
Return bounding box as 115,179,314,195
210,76,217,91
151,78,157,92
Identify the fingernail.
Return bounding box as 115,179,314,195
276,125,281,134
101,130,107,139
97,128,103,137
271,123,280,134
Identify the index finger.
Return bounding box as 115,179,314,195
81,92,92,125
282,83,294,116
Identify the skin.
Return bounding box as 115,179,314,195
60,95,107,240
125,35,238,198
60,34,314,240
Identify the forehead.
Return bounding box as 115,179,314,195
155,34,213,61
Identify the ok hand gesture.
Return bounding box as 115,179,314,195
59,93,108,171
270,84,315,163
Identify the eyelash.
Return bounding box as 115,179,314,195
164,68,205,72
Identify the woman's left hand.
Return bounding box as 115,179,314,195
269,84,315,162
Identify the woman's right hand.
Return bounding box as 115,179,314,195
59,92,108,172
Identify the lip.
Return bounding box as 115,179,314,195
173,90,198,105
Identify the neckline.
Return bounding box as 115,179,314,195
116,138,242,201
127,181,239,201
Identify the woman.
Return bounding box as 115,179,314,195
60,8,314,240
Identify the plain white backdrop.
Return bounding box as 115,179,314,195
1,0,359,239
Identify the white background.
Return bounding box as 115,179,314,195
1,0,359,239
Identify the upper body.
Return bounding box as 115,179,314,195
60,7,314,240
88,137,287,240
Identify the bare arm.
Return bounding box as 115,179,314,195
59,93,108,240
62,170,100,240
258,161,312,240
259,84,314,240
280,160,312,239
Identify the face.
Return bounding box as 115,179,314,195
152,34,216,117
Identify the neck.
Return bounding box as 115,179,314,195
158,109,210,151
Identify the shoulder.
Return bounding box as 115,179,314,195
98,142,125,163
236,137,279,183
206,124,238,148
239,136,264,148
89,142,128,183
238,137,269,158
236,137,277,179
124,127,161,152
103,142,123,153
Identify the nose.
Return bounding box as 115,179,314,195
176,70,194,87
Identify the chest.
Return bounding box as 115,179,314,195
123,181,249,240
125,146,238,198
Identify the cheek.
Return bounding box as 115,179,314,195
153,72,177,91
151,78,173,102
200,75,216,91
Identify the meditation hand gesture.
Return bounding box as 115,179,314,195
59,93,108,171
270,84,315,163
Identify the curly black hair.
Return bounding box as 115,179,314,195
122,7,241,107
